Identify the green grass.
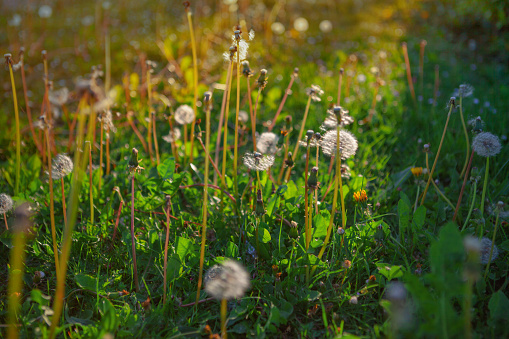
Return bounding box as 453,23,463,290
1,0,508,338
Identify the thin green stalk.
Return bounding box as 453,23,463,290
221,62,235,192
313,125,341,275
285,96,312,182
480,157,489,218
425,152,455,210
49,96,89,339
304,144,311,284
221,298,228,339
163,196,171,305
88,141,94,227
483,206,500,280
7,57,21,196
421,102,454,205
459,96,470,178
131,174,140,292
6,224,28,339
187,10,198,163
462,181,477,231
46,127,60,277
196,99,211,305
413,185,420,213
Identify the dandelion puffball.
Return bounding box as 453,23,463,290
472,132,501,157
51,154,74,180
204,260,250,300
256,132,279,155
321,129,358,160
174,105,195,125
0,193,14,214
243,152,275,171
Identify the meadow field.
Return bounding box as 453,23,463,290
1,0,508,337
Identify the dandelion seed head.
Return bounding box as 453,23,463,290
52,154,74,179
321,106,354,130
468,116,484,133
204,260,250,300
472,132,501,157
238,110,249,123
174,105,195,125
321,129,358,159
99,110,117,137
257,132,279,155
38,5,53,18
223,34,249,62
480,237,498,264
163,128,181,143
305,85,324,102
243,152,275,171
0,193,14,214
49,87,70,107
294,17,309,32
459,84,474,98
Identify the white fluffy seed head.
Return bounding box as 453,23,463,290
49,87,70,107
0,193,14,214
243,152,275,171
204,260,250,300
321,129,358,160
472,132,501,157
223,34,249,62
256,132,279,155
321,107,354,130
305,85,324,102
162,128,181,143
174,105,195,125
52,154,74,179
480,237,498,264
458,84,474,98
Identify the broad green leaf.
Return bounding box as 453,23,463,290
413,205,426,230
176,236,193,261
489,291,509,322
157,157,175,180
398,198,410,233
75,273,97,292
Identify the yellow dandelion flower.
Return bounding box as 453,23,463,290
354,189,368,203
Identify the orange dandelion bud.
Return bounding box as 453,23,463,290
411,167,423,177
342,260,352,269
204,325,212,334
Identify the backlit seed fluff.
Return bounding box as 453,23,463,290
0,193,14,214
174,105,195,125
162,128,181,143
305,85,324,102
321,129,358,160
243,152,275,171
480,237,498,264
204,260,250,300
459,84,474,98
238,110,249,123
321,106,354,130
52,154,74,179
256,132,279,155
472,132,501,157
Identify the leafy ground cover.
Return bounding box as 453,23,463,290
1,0,508,338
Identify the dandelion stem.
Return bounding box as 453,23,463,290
187,10,199,164
153,112,161,165
462,180,477,231
49,96,88,339
252,87,262,148
131,174,140,292
459,95,470,178
421,103,453,205
196,100,211,305
163,197,171,305
277,133,290,185
221,62,235,190
285,96,312,182
453,150,475,222
127,113,148,153
268,72,296,132
20,52,42,155
402,42,416,104
61,178,67,227
88,142,94,227
46,127,60,277
425,152,455,211
112,200,123,243
480,157,489,218
313,125,341,275
220,298,228,339
3,213,7,230
246,78,257,150
337,68,343,106
483,206,500,280
7,59,21,197
106,126,111,175
99,118,104,190
214,61,232,186
233,39,241,199
6,226,27,339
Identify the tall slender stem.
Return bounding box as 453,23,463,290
421,104,453,205
153,112,161,165
246,78,256,150
7,60,21,196
99,119,104,190
453,150,475,221
88,142,94,227
214,61,232,186
459,96,470,178
61,178,67,227
221,298,228,339
112,200,123,242
131,175,140,292
3,213,8,230
402,42,416,104
268,72,296,131
337,68,343,106
106,126,111,175
46,127,60,277
462,181,477,231
163,197,171,305
187,11,199,163
20,52,42,155
285,96,312,182
221,62,235,189
233,39,241,198
480,157,489,218
196,101,211,305
425,152,455,210
6,226,27,339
